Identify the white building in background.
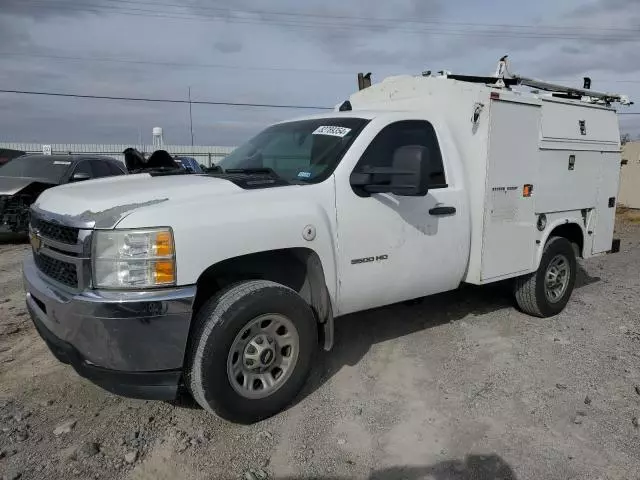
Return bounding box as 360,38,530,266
620,142,640,209
0,142,235,167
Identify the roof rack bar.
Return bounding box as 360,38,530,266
421,57,631,105
442,74,630,105
514,76,622,102
447,74,519,87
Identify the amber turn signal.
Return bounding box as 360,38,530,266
154,260,175,285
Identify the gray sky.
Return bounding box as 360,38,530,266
1,0,639,146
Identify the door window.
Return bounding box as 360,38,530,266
72,160,93,178
352,120,446,193
107,161,127,175
91,160,112,178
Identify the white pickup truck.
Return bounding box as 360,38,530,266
24,71,626,423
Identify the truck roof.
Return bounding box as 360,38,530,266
277,69,632,130
276,110,402,125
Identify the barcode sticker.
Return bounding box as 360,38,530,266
312,126,351,137
53,161,72,165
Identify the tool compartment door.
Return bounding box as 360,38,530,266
481,100,539,281
541,100,619,147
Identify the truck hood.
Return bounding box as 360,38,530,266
0,176,58,196
33,174,243,228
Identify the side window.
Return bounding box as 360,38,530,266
91,160,112,178
353,120,446,188
106,161,126,176
72,160,92,178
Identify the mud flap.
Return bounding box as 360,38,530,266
609,238,621,254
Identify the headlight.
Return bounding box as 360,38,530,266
92,228,176,289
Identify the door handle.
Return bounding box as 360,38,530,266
429,206,456,216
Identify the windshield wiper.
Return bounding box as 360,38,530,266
223,167,291,184
224,167,275,175
131,166,187,176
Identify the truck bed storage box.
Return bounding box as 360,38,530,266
347,74,624,285
480,97,621,281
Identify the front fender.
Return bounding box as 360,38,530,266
116,181,338,303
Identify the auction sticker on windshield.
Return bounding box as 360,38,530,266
53,161,72,165
312,126,352,137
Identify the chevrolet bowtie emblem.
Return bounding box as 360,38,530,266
30,231,42,252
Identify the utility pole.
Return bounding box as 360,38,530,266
188,86,194,146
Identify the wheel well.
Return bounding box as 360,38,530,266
192,248,332,325
548,223,584,258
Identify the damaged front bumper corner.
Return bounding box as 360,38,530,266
23,252,196,400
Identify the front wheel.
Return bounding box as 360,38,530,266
186,280,317,423
514,236,577,317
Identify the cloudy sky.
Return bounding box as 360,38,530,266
0,0,639,146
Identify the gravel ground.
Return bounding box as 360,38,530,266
1,220,639,480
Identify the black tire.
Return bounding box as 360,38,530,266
514,236,577,317
186,280,317,423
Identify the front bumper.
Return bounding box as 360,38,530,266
23,253,196,400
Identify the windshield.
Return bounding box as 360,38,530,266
218,117,369,183
0,155,72,182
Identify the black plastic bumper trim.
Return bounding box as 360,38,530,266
28,302,182,400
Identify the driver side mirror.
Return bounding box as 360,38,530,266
350,145,429,197
71,172,91,182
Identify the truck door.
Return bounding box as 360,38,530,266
334,120,469,315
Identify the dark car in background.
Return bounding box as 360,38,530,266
0,154,126,235
0,148,26,167
174,156,204,173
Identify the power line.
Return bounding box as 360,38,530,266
4,51,640,85
5,51,640,86
0,89,332,110
9,0,640,42
0,52,353,76
1,87,638,116
63,2,640,41
90,0,640,35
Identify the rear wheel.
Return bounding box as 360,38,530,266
514,236,577,317
186,280,317,423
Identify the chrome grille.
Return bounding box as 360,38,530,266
30,210,92,291
34,253,78,288
30,217,79,245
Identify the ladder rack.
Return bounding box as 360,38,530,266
515,76,630,105
442,73,631,106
